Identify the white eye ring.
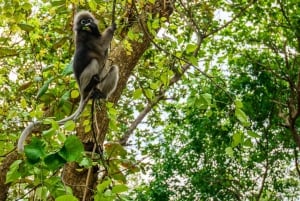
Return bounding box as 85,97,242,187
87,19,92,23
80,19,86,24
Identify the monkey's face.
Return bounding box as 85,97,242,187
74,11,101,37
78,17,94,32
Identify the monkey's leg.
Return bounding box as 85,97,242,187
97,65,119,98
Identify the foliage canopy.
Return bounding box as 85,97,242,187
0,0,300,200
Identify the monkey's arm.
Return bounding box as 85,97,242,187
100,23,116,50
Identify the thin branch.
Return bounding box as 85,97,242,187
278,0,292,27
294,148,300,178
256,126,270,200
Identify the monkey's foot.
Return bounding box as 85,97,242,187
91,89,107,99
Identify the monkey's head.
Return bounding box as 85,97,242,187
73,11,100,36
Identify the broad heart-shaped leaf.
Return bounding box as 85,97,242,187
55,195,78,201
6,160,22,183
44,153,66,171
24,138,45,164
59,136,84,162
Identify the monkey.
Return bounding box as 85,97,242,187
17,11,119,152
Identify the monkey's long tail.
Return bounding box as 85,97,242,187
17,96,90,152
57,97,88,124
17,121,41,152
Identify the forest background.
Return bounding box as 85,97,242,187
0,0,300,200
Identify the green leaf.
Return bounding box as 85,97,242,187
18,23,34,32
232,132,242,147
51,0,65,6
186,43,197,53
44,153,66,170
133,88,142,99
59,136,84,162
71,90,79,98
42,128,56,138
88,0,97,10
6,160,22,183
42,119,59,138
235,108,250,127
144,89,153,100
111,184,128,194
24,138,45,164
64,120,76,131
235,99,243,109
160,72,169,86
188,56,198,66
37,77,55,98
61,90,70,101
62,63,73,76
150,82,160,90
78,157,92,168
104,142,127,158
243,138,253,147
36,186,48,200
225,147,234,157
97,179,111,193
55,195,78,201
248,131,260,138
199,93,212,107
152,19,160,29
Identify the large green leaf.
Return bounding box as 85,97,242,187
44,153,66,170
24,138,45,164
59,136,84,162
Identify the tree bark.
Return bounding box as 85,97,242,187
0,151,19,201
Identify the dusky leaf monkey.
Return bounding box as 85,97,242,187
17,11,119,152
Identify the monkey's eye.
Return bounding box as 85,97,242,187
80,19,93,25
